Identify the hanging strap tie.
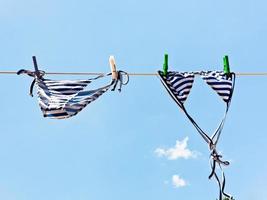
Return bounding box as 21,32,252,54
209,146,232,200
17,69,45,77
111,70,129,92
212,167,233,200
17,69,45,96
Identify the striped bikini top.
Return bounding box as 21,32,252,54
157,70,236,200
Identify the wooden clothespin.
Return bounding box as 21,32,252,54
223,55,231,75
109,55,118,80
163,53,168,76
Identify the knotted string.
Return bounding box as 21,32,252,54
17,69,46,96
111,70,129,92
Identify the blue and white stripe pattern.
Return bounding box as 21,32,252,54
36,78,113,119
160,71,195,104
201,71,234,103
158,70,235,200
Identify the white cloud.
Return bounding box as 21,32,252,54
172,175,187,188
155,137,198,160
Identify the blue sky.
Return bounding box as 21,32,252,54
0,0,267,199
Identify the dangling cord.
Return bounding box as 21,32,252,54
221,171,232,199
213,171,223,200
211,73,236,146
211,112,227,146
111,70,129,92
182,106,212,144
17,69,45,96
209,150,232,200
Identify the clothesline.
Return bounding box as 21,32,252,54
1,70,267,76
0,59,241,200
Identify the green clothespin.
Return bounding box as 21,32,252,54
223,55,231,75
163,54,168,76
